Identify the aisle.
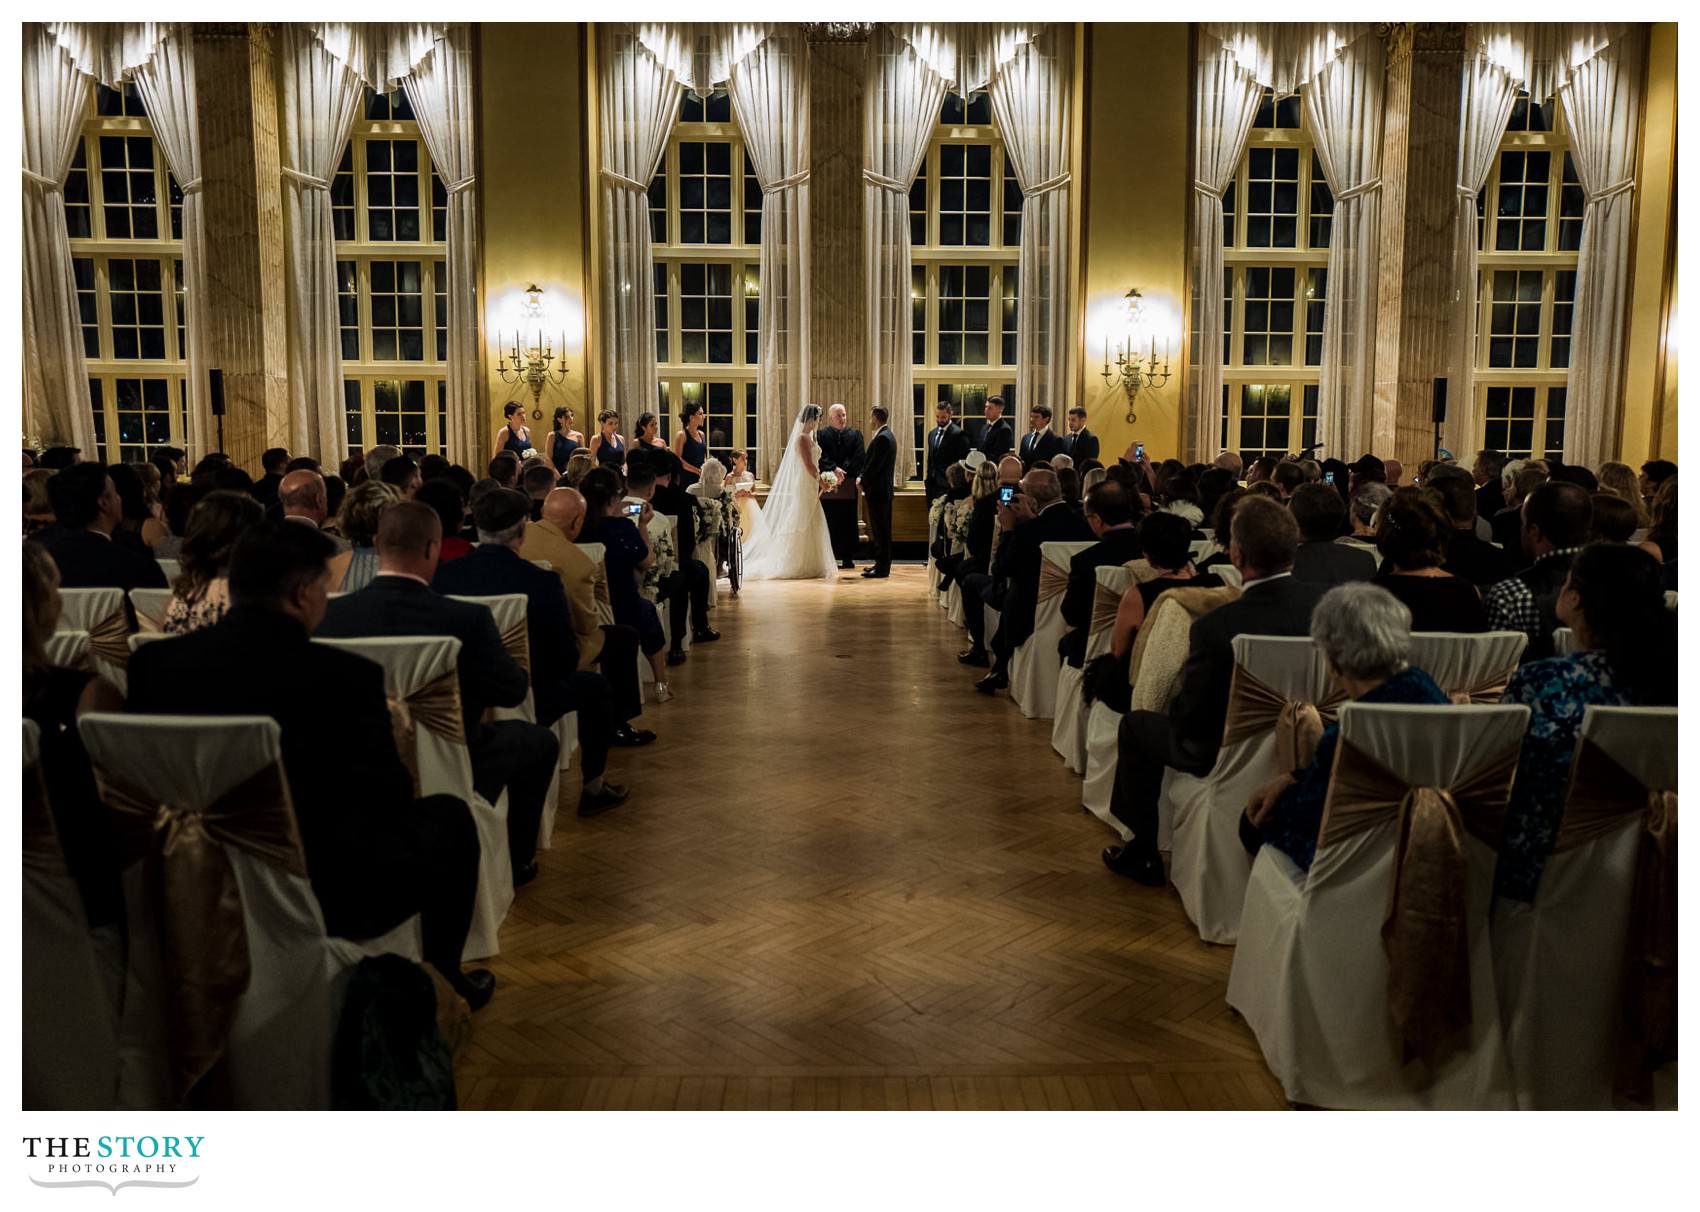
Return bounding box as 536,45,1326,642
455,565,1284,1109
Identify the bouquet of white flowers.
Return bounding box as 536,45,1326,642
817,471,838,492
520,448,539,462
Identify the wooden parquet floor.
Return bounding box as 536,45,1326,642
455,565,1285,1110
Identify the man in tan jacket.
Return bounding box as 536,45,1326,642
523,488,653,746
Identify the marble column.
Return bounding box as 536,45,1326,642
1370,23,1465,466
192,22,290,471
806,33,868,430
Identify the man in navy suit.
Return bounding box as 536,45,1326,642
1062,407,1099,463
923,401,971,501
31,462,168,597
859,406,897,578
977,395,1015,463
1019,404,1067,470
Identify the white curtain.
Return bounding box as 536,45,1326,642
726,29,810,483
1444,52,1518,456
1472,23,1629,105
278,25,366,465
131,30,210,458
1556,27,1646,468
1187,42,1263,461
22,24,97,451
891,23,1041,93
1199,23,1372,97
1303,33,1384,461
989,26,1075,439
865,28,948,487
598,24,687,431
402,26,481,464
310,23,442,92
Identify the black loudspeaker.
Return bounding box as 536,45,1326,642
208,368,226,416
1431,377,1448,425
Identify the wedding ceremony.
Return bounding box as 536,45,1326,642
13,10,1687,1175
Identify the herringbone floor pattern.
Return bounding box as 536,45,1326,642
456,565,1284,1109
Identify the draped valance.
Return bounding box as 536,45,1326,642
308,22,446,91
888,23,1045,93
1197,22,1374,97
44,21,173,89
636,22,770,95
1470,22,1632,101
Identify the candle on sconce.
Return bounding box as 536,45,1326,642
1103,336,1110,374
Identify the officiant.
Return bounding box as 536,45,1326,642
817,404,865,570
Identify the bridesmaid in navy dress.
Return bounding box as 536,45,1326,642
589,409,627,472
493,402,533,461
634,411,667,455
673,401,708,488
545,406,581,476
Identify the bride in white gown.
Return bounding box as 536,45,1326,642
742,404,838,582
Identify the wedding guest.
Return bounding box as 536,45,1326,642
487,451,521,489
938,461,995,604
1485,480,1593,660
579,467,673,702
1105,510,1223,667
416,478,473,561
106,463,159,557
362,444,402,486
253,447,291,507
164,490,263,634
31,463,168,593
688,456,740,594
1590,492,1639,544
1059,481,1143,668
1473,449,1507,521
545,406,581,477
1196,488,1245,572
563,448,595,487
1496,543,1677,902
1596,461,1650,530
417,454,450,483
1372,487,1488,632
1493,459,1548,549
1056,465,1082,509
649,450,718,648
1271,461,1305,501
39,446,80,470
1344,481,1391,549
1425,465,1517,586
673,400,708,488
151,481,206,561
278,469,346,546
522,460,557,520
494,401,534,461
1241,582,1449,870
379,454,422,499
326,480,400,592
1290,482,1376,585
1639,477,1676,563
130,462,171,548
589,409,627,472
1638,458,1677,510
150,445,185,496
23,468,55,535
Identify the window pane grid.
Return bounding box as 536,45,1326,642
677,140,733,245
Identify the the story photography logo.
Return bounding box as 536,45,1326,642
22,1134,204,1195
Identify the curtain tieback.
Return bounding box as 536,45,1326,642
1022,171,1071,198
1334,176,1382,202
444,175,477,195
1192,179,1226,199
1456,184,1480,199
863,169,909,193
1588,177,1636,204
762,169,810,195
177,177,203,195
600,167,650,193
21,167,61,192
280,166,331,190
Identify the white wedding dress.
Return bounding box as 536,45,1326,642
742,414,837,582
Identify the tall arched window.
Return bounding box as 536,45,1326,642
67,83,189,463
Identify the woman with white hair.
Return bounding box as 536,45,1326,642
1239,582,1448,871
688,456,740,599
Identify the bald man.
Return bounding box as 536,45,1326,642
522,487,651,744
1384,458,1405,487
279,469,350,551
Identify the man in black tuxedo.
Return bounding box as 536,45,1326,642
1428,465,1519,587
431,488,626,818
1060,481,1143,668
1019,404,1066,470
972,468,1094,694
1062,407,1099,463
126,522,492,1008
859,406,897,578
1104,496,1329,884
252,446,291,508
1472,448,1506,522
977,395,1015,463
924,402,971,501
30,462,168,596
316,501,559,886
817,404,865,569
647,449,718,647
1289,483,1377,585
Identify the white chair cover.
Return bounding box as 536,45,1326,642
946,577,967,628
128,631,175,653
1227,703,1527,1108
1081,701,1131,842
23,719,121,1109
155,558,181,582
314,636,512,961
46,629,91,670
58,586,129,694
129,587,174,633
576,542,615,627
1492,705,1677,1108
1052,564,1133,775
1010,540,1095,720
1216,563,1244,588
1553,627,1578,656
1409,631,1528,701
78,713,351,1109
1166,636,1337,944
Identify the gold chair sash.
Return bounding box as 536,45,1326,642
1445,666,1517,706
1553,738,1677,1070
592,567,611,608
1219,665,1345,771
87,608,131,669
1090,582,1122,636
386,670,466,797
499,618,530,674
1318,738,1521,1066
95,761,306,1107
1037,560,1070,605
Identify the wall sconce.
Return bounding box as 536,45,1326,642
495,283,569,416
1100,287,1172,425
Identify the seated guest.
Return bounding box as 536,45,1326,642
1290,482,1376,585
1591,492,1640,543
1103,496,1327,884
252,447,290,507
1485,480,1592,660
1059,481,1143,668
23,543,128,927
1425,465,1517,586
1639,477,1676,565
417,454,450,483
1242,582,1449,869
521,460,557,521
129,522,492,1008
151,481,206,561
1638,458,1677,509
416,478,473,562
432,489,626,818
1496,543,1677,903
361,444,401,486
1473,448,1507,521
1108,511,1225,659
278,469,349,552
1384,458,1406,487
487,451,521,490
1056,465,1082,509
522,486,653,747
322,476,348,534
941,462,998,615
164,490,263,634
108,463,163,556
649,449,718,650
317,502,559,885
31,462,168,593
563,448,595,487
326,480,400,592
1596,461,1649,530
1343,481,1391,549
579,467,674,701
379,454,422,499
23,467,55,536
1373,487,1488,632
1551,462,1599,493
1271,461,1305,501
1196,488,1244,572
1492,459,1548,549
40,445,82,470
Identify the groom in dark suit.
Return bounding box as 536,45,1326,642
859,406,897,578
924,401,971,501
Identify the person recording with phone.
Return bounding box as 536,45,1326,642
576,468,677,702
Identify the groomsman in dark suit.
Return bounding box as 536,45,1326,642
977,395,1015,463
924,401,971,501
1019,404,1066,470
817,403,865,569
859,406,897,578
1062,406,1100,463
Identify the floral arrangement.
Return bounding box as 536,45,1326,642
817,470,839,492
640,511,677,600
694,490,739,542
520,448,540,462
